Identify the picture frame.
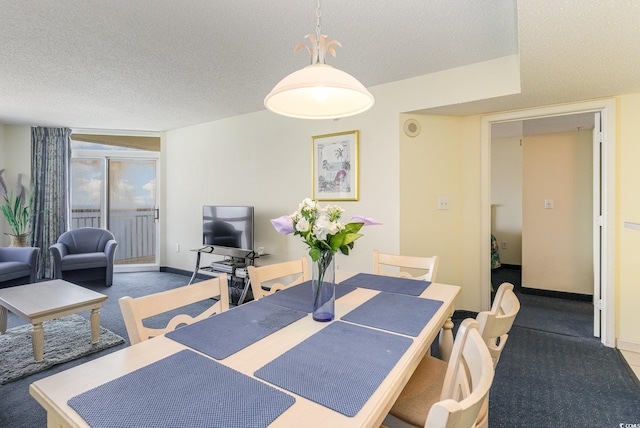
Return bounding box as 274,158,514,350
312,130,359,201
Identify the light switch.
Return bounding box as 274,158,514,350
544,199,554,209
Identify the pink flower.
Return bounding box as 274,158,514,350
350,215,382,226
270,215,295,235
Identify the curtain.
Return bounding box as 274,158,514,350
31,127,72,279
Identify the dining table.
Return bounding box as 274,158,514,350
29,273,460,428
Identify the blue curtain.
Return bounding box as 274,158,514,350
31,127,72,279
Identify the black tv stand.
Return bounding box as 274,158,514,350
189,246,262,305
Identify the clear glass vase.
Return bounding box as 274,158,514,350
312,251,336,322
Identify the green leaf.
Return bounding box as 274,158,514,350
309,247,321,262
344,222,364,233
341,233,362,246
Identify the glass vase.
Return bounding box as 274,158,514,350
312,251,336,322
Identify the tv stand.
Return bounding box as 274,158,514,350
189,246,261,305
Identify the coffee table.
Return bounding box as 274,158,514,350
0,279,108,362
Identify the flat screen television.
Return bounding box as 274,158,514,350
202,206,254,254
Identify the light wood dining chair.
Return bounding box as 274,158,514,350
373,250,440,282
119,275,230,345
247,257,309,299
473,282,520,428
383,318,495,428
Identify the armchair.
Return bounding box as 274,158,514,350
0,246,40,288
49,228,118,286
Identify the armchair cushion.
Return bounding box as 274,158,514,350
0,247,40,287
50,228,117,286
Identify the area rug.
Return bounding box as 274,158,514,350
0,314,125,384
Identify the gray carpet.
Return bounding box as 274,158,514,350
1,270,639,427
0,314,125,384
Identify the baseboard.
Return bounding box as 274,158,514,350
160,266,212,280
520,286,593,302
617,339,640,354
497,264,521,270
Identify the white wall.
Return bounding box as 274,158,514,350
0,125,32,245
491,136,523,265
163,56,520,312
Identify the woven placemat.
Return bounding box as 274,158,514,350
255,321,412,417
342,292,443,336
166,300,306,359
259,280,356,313
69,349,295,428
339,273,431,296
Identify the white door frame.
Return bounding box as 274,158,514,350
480,98,616,347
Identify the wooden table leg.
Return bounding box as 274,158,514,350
90,308,101,344
32,322,44,362
0,306,7,333
439,307,455,362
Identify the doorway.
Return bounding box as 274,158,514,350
481,99,616,347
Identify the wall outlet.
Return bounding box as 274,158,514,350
175,243,180,252
438,197,449,210
544,199,554,209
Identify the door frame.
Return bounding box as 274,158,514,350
480,98,616,347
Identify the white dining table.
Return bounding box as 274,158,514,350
30,276,460,428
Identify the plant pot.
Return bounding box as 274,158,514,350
8,233,30,247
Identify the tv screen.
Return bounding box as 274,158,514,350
202,206,254,252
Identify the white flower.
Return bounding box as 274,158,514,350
313,215,331,240
295,217,310,232
327,220,341,235
299,198,317,213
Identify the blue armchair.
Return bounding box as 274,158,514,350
49,228,118,286
0,246,40,288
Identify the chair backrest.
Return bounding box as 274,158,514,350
373,250,440,282
118,275,230,345
247,257,309,299
425,318,495,428
57,227,115,254
476,282,521,367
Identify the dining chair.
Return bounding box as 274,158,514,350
118,274,230,345
247,257,309,299
383,318,495,428
373,250,440,282
473,281,520,428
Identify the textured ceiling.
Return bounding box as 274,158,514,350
1,1,639,132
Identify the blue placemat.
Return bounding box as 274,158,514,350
259,280,357,313
340,273,431,296
254,321,412,417
342,292,444,337
69,349,295,428
166,301,306,359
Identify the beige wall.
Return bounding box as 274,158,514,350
491,136,523,265
521,130,593,294
617,93,640,348
0,125,32,245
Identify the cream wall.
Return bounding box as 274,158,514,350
616,93,640,349
0,125,32,246
163,56,520,312
398,114,482,311
491,136,523,265
521,130,593,295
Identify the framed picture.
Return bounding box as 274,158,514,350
312,130,359,201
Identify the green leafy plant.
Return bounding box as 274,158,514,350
0,169,33,236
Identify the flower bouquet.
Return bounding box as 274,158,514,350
271,198,380,321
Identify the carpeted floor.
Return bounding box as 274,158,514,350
1,270,639,427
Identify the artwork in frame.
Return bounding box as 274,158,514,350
312,130,359,201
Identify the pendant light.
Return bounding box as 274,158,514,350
264,0,374,120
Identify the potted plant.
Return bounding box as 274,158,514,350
0,169,33,247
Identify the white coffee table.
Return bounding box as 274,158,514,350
0,279,108,362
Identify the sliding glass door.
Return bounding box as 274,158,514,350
71,142,160,271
